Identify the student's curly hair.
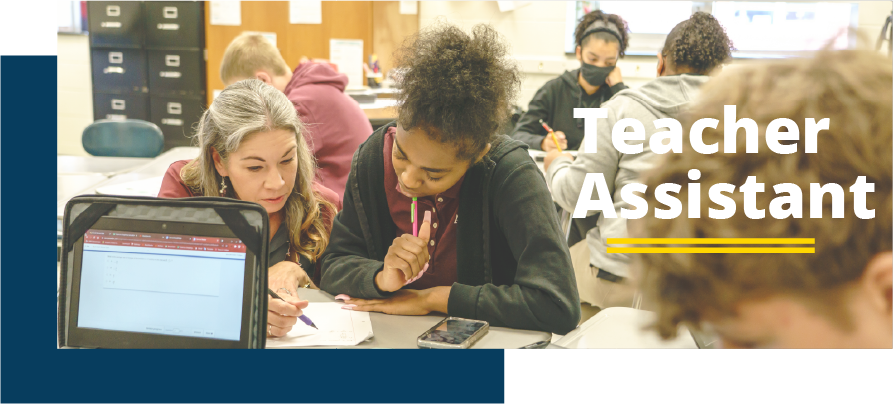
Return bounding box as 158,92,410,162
395,22,521,160
574,10,630,57
663,12,734,74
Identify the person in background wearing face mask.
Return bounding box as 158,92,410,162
543,12,734,312
511,10,629,152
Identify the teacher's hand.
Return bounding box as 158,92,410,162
269,261,317,299
267,295,309,337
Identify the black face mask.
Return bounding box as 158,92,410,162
580,62,615,87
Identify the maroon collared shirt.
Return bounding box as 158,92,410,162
382,127,463,290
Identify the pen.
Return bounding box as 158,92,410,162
268,288,317,330
412,197,418,237
539,119,563,153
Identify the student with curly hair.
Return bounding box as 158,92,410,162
544,12,734,310
512,10,630,151
319,23,581,334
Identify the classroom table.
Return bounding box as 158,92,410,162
57,155,151,176
56,147,201,220
550,307,699,349
57,156,152,201
272,289,552,349
359,98,399,120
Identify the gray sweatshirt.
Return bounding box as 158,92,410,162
545,74,710,278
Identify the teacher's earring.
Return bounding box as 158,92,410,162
220,176,228,196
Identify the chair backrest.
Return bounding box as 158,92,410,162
553,307,699,349
82,119,164,158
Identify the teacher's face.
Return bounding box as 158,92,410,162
213,128,298,214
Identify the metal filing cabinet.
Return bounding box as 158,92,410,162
88,1,145,48
147,49,204,97
149,96,203,149
88,1,206,152
145,2,204,49
93,93,149,121
90,48,148,93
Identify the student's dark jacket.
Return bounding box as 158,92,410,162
511,68,628,150
319,122,581,334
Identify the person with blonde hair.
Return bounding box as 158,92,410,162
220,32,372,200
158,79,341,338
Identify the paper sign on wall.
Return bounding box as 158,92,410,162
497,1,532,12
290,1,322,24
330,39,364,90
399,1,418,15
210,1,241,26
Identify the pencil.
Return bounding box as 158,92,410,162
539,119,562,152
412,197,418,237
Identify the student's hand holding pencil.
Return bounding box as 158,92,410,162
376,211,432,292
540,130,567,152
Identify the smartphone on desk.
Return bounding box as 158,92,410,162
417,317,489,349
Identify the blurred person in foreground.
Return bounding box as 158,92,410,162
635,50,892,348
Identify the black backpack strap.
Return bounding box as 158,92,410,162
65,203,116,251
213,207,263,257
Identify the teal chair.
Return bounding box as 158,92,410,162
82,119,165,158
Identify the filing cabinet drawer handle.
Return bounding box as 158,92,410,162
103,67,125,74
106,5,120,17
157,23,180,30
108,52,123,64
163,6,178,19
165,55,180,67
167,103,183,115
111,100,126,110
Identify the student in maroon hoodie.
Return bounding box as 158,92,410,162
219,32,372,200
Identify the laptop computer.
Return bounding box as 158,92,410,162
61,216,259,348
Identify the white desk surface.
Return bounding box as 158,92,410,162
56,147,201,219
57,155,151,176
273,289,551,349
553,307,699,349
358,98,400,110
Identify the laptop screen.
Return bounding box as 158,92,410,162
76,229,247,341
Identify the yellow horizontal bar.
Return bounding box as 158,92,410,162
607,247,815,254
607,238,815,245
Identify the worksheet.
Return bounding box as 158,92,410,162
265,303,374,348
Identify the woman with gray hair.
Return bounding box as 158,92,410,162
158,79,341,338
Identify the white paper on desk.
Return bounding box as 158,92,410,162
210,1,241,26
289,1,322,24
265,303,374,347
95,176,164,197
330,39,364,90
399,1,418,15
